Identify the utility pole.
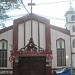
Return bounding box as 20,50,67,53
28,0,35,37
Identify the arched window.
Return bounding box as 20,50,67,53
71,15,75,21
56,38,66,66
72,25,75,32
73,39,75,48
0,39,7,67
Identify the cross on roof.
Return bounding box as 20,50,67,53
28,0,35,37
28,0,35,14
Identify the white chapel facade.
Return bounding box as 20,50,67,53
0,6,75,70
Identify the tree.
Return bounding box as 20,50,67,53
0,0,21,28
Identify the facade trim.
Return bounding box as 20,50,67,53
50,25,70,35
0,26,13,34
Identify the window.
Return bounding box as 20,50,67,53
72,25,75,32
0,39,7,67
73,39,75,48
56,38,66,66
71,15,75,21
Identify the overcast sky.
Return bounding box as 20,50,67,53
6,0,75,28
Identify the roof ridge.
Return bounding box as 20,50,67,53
0,25,13,34
50,24,70,35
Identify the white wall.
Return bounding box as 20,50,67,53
71,37,75,67
39,23,46,49
0,29,13,69
18,23,24,50
18,20,46,50
51,28,71,68
25,20,31,46
72,54,75,67
32,20,38,49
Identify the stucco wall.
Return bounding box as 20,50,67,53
0,29,13,69
50,28,71,68
18,23,24,50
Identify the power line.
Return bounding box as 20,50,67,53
35,1,69,5
23,1,69,6
48,17,65,20
20,0,30,14
37,14,65,20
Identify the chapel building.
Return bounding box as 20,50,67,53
0,6,75,75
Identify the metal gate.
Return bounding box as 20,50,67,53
18,56,46,75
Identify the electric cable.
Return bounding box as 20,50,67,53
20,0,30,14
23,1,69,6
35,1,69,5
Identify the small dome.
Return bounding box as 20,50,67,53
65,6,75,17
69,6,74,11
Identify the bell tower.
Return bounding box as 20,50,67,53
65,0,75,34
65,5,75,67
65,6,75,31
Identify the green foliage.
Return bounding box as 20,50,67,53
0,0,21,28
0,0,21,14
0,0,17,3
0,22,6,28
